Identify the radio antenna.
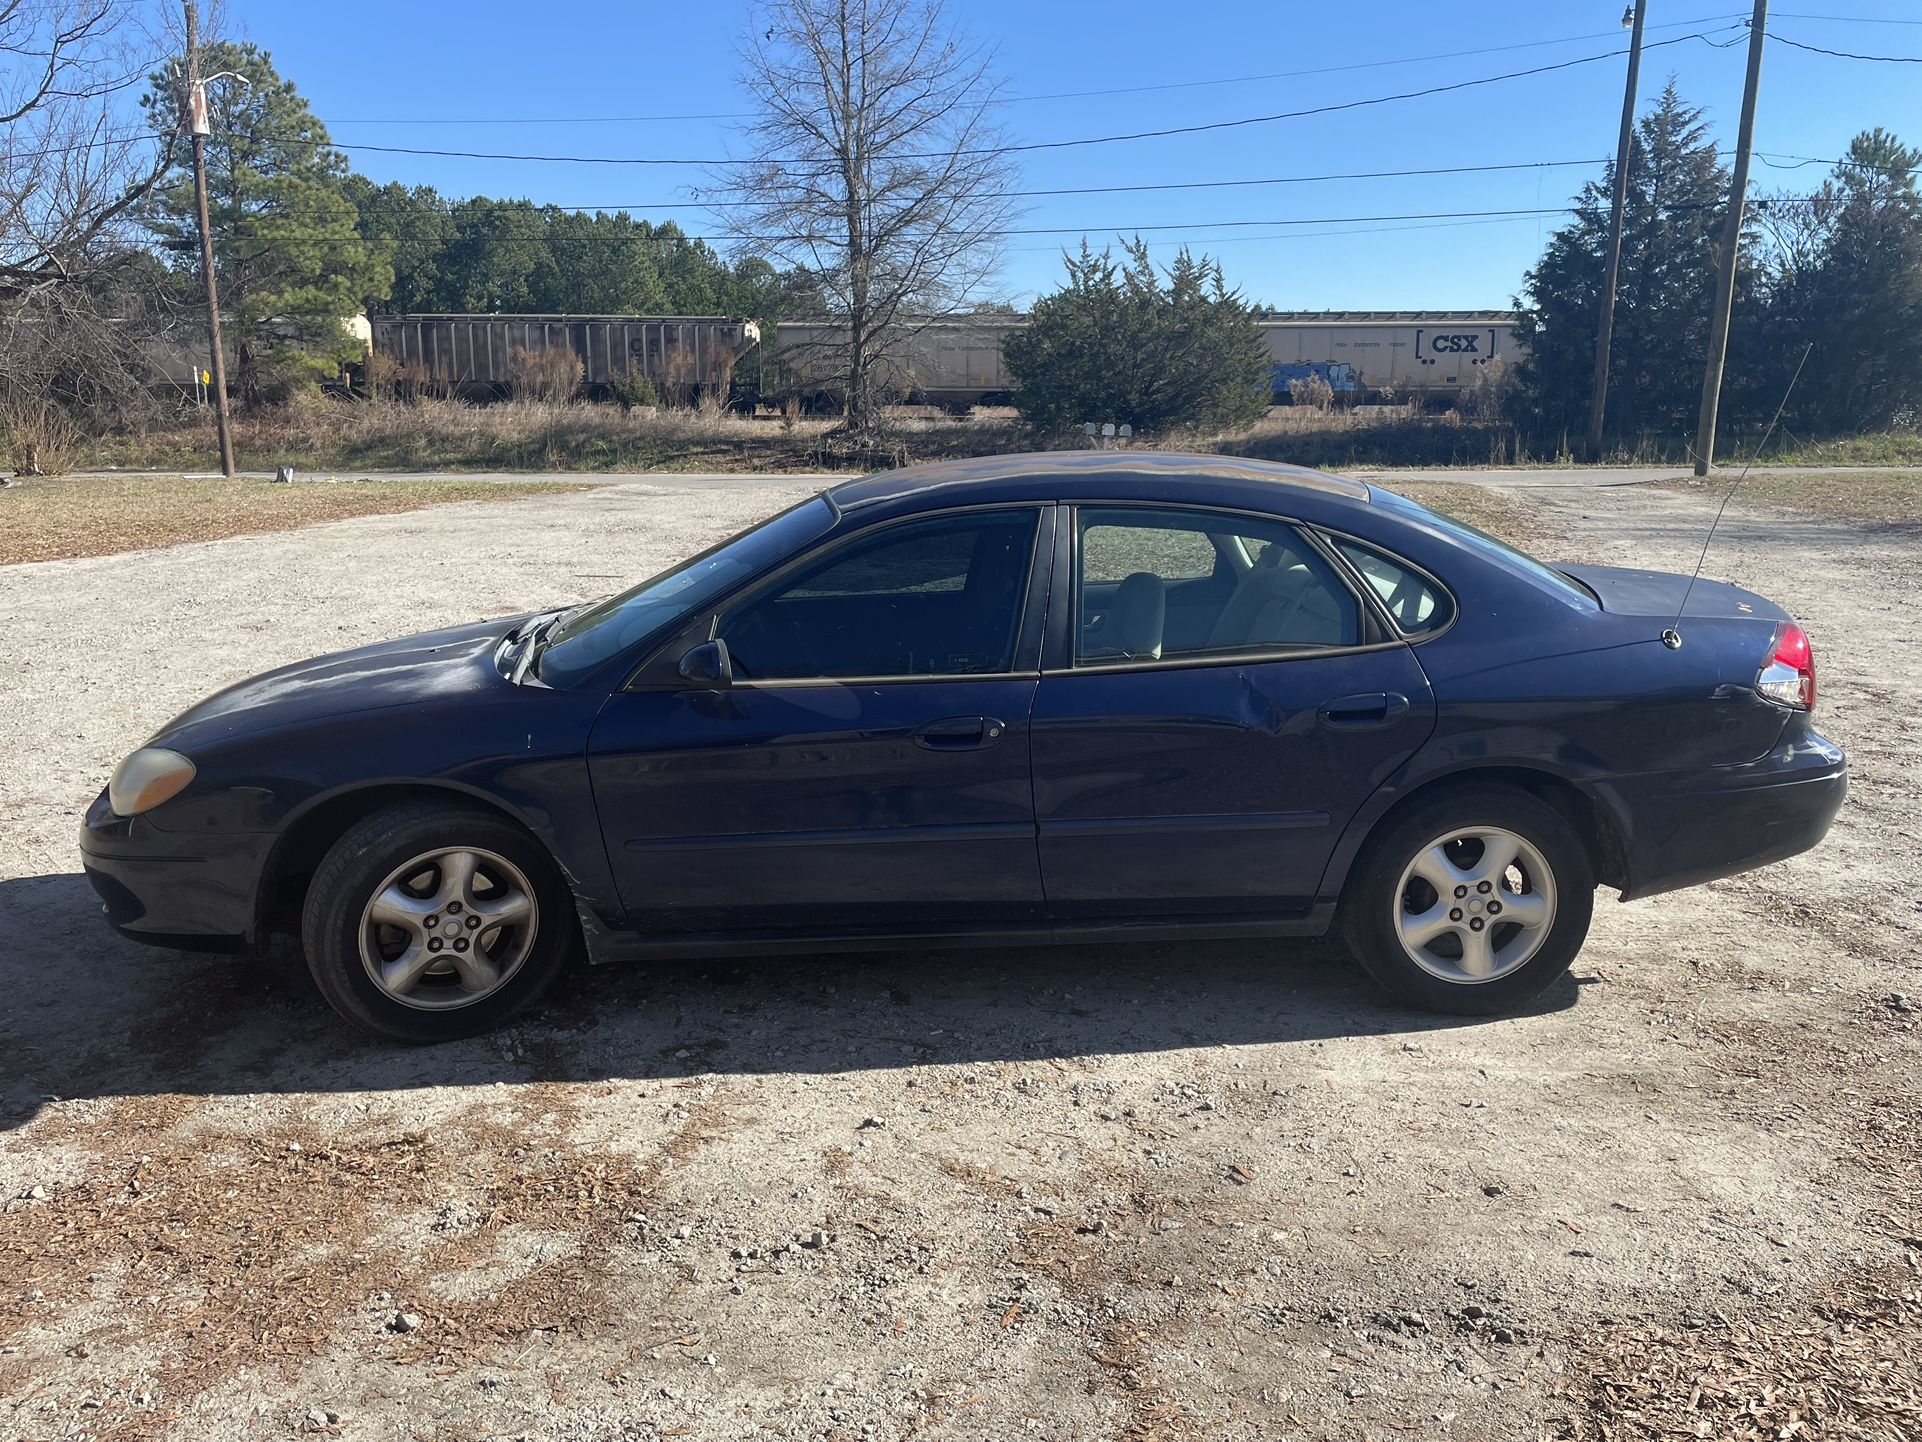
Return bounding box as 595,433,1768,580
1662,341,1812,651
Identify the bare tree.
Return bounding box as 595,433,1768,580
1,2,193,472
1,1,172,304
729,0,1015,438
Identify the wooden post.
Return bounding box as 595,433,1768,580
183,2,235,477
1586,0,1647,459
1693,0,1768,476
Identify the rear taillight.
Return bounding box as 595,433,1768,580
1756,621,1816,710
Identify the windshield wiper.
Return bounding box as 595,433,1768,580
502,610,564,687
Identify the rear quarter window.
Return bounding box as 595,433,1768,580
1327,536,1454,637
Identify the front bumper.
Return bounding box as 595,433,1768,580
79,788,271,953
1608,727,1847,901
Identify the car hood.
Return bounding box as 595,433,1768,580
153,614,533,749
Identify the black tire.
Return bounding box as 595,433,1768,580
1339,785,1594,1016
299,800,577,1042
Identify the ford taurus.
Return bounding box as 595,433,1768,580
81,453,1846,1040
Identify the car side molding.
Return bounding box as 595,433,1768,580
577,904,1339,966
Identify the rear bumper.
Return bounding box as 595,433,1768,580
79,789,269,954
1609,727,1847,901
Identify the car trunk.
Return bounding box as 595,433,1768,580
1556,563,1811,768
1558,563,1792,624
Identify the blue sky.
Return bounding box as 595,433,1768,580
238,1,1922,311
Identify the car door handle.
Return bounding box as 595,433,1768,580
1317,692,1410,728
914,716,1006,750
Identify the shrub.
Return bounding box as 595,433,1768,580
1287,374,1335,411
365,351,400,400
0,390,80,475
506,345,583,403
608,372,658,412
1005,238,1270,435
1457,359,1517,422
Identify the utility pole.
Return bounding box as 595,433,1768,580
1693,0,1768,476
181,1,235,477
1586,0,1647,459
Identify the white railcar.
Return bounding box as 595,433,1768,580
762,311,1520,408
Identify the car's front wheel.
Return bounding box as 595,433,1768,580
300,800,576,1042
1340,786,1594,1015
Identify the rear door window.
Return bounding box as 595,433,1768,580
1075,507,1362,664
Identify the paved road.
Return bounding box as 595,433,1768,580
153,467,857,488
69,461,1920,492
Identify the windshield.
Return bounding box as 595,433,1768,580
537,496,836,687
1370,487,1597,607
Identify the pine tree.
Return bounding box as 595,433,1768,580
1514,83,1755,447
343,177,451,315
143,43,390,406
1761,130,1922,432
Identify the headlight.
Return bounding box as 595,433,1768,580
108,748,197,817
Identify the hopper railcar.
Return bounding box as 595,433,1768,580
368,314,762,399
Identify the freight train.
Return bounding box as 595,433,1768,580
361,310,1518,408
761,311,1518,409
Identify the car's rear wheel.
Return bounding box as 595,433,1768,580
300,800,576,1042
1340,786,1593,1015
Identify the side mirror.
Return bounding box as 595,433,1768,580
677,638,734,687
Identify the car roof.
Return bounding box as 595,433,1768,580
824,451,1373,516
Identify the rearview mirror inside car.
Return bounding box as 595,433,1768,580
678,638,734,687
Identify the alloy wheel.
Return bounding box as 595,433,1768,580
357,846,540,1010
1391,826,1557,985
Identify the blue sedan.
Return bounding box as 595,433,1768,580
81,453,1846,1041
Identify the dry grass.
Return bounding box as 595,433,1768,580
1652,469,1922,528
83,397,906,475
80,397,1536,476
0,473,592,565
63,393,1922,477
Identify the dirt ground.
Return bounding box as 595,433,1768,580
0,474,1916,1442
0,474,589,566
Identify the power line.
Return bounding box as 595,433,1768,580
189,206,1579,245
1006,213,1567,255
257,158,1613,218
11,26,1743,170
315,28,1743,168
998,13,1748,102
1769,30,1922,60
1757,149,1922,173
175,197,1835,250
321,14,1751,125
1772,9,1922,23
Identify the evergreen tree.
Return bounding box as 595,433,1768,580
1005,239,1270,435
343,177,451,315
1760,130,1922,432
349,193,819,322
431,198,552,313
1514,83,1756,447
143,43,390,406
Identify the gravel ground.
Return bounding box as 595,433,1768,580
0,476,1916,1441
